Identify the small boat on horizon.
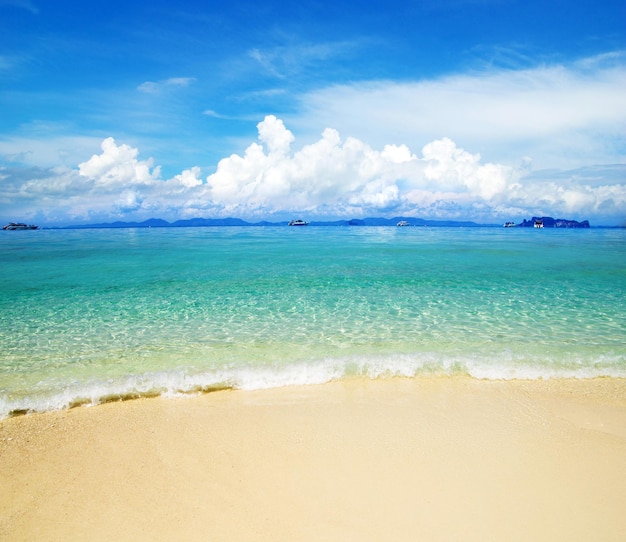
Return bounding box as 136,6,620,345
396,221,411,227
503,222,516,228
289,219,309,226
3,222,38,230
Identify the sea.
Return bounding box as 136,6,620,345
1,225,625,418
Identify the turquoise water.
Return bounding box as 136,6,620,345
1,226,625,417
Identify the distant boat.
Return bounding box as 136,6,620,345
534,220,544,229
3,222,38,230
396,221,411,227
503,222,516,228
288,219,309,226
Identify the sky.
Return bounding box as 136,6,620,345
1,0,625,226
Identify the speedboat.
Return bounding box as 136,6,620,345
396,221,411,227
3,222,38,230
534,220,544,228
289,219,309,226
503,222,516,228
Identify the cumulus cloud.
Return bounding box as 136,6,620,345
201,115,624,222
79,137,161,188
204,117,419,215
1,116,625,225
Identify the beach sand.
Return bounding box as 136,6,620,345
1,377,626,541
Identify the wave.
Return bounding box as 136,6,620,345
2,352,625,419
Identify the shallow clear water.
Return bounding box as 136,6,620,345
1,226,625,416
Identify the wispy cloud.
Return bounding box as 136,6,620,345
201,110,241,120
202,110,227,119
290,52,626,169
248,40,359,79
0,0,39,14
137,77,196,94
0,55,15,71
0,133,106,168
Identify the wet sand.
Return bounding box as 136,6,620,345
1,377,626,541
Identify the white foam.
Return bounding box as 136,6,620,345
2,352,625,419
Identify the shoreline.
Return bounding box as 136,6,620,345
2,376,626,541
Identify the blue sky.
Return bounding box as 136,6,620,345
1,0,625,225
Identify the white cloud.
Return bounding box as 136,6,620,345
202,109,236,119
115,189,143,212
257,115,294,155
171,166,203,189
78,137,161,188
1,116,625,226
249,40,358,79
202,115,624,222
137,77,196,94
290,52,626,170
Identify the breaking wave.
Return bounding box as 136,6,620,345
2,351,624,419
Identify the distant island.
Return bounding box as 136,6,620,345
59,217,495,229
516,217,590,228
50,216,595,229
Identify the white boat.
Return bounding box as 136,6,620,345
503,222,516,228
288,219,309,226
396,221,411,227
534,220,544,229
3,222,38,230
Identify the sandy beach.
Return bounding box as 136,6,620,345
1,377,626,541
